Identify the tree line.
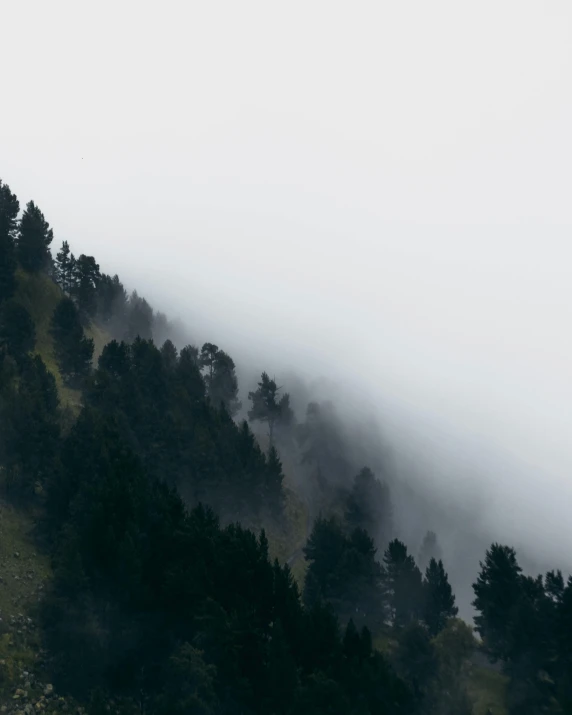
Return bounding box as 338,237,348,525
1,176,572,713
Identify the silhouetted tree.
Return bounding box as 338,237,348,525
200,343,241,416
0,300,35,359
248,371,293,446
17,200,54,272
472,543,523,661
422,558,458,636
55,240,75,293
126,290,153,340
51,297,94,385
73,254,100,320
0,179,19,302
383,539,424,627
345,466,393,549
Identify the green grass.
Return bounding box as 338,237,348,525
0,500,51,617
13,269,110,410
466,665,509,715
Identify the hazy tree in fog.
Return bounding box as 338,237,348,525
126,290,153,341
418,530,443,573
51,297,94,385
199,343,241,416
0,180,19,303
383,539,424,627
248,371,294,446
0,301,35,359
422,558,458,636
97,273,127,331
160,339,178,372
345,466,393,548
17,201,54,272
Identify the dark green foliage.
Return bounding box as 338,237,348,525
199,342,241,416
345,466,393,549
248,371,294,445
422,558,458,636
17,200,54,272
0,300,35,358
472,543,523,662
97,273,127,328
383,539,424,627
73,253,101,320
303,517,385,628
54,240,75,293
393,622,438,706
51,297,94,385
0,179,19,302
0,352,59,495
126,290,153,341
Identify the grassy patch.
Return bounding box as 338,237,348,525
14,270,110,410
0,500,51,618
466,665,509,715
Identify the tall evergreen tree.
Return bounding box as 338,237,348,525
248,371,293,446
55,240,74,293
383,539,424,627
422,558,458,636
73,254,101,320
0,300,36,359
51,297,94,385
199,343,241,416
126,290,153,341
345,466,393,549
17,200,54,272
0,179,19,302
472,543,523,662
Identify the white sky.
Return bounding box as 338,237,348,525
3,0,572,564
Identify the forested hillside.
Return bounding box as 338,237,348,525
0,177,571,714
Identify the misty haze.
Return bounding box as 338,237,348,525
1,1,572,713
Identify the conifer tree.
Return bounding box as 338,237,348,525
422,558,458,636
248,371,293,445
472,543,523,661
0,180,19,302
55,240,73,293
51,297,94,385
73,254,101,320
345,466,393,548
383,539,424,627
0,300,36,359
17,200,54,272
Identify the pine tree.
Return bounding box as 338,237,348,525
383,539,424,627
0,301,36,359
126,290,153,341
0,180,19,302
73,254,100,320
345,466,393,548
199,343,241,415
51,297,94,385
17,201,54,272
472,543,523,661
248,371,293,445
266,445,285,513
55,241,72,292
422,558,458,636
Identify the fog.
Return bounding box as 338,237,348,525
3,1,572,606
